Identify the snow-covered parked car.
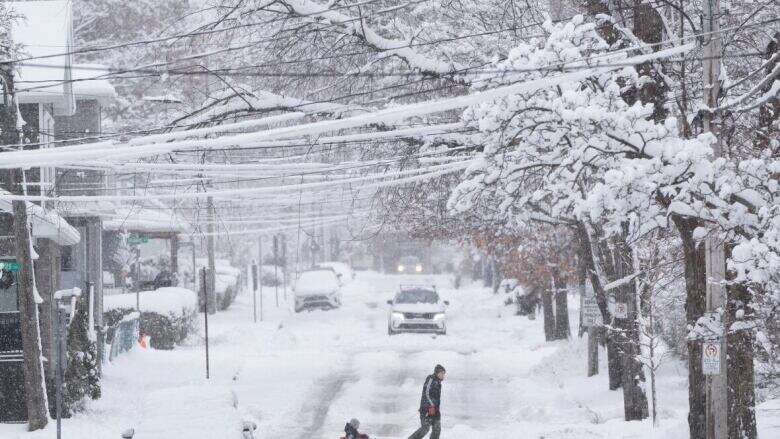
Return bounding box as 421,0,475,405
315,261,355,283
293,269,342,312
387,285,449,335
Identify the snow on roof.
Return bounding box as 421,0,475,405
9,1,76,116
57,199,118,219
103,206,188,234
71,64,116,104
0,189,80,246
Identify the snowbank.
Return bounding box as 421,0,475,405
104,287,198,316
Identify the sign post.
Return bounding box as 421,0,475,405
251,262,258,323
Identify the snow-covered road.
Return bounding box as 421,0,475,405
2,271,778,439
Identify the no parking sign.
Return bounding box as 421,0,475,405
702,341,721,375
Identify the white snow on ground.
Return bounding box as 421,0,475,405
1,272,778,438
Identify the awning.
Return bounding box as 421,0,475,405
0,190,81,246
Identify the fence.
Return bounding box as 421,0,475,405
107,311,140,362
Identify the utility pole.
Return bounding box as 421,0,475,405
273,234,279,307
206,196,217,314
281,233,287,300
1,62,49,430
258,235,263,320
702,1,728,438
251,261,258,323
200,268,210,379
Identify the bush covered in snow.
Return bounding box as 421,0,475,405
55,295,102,417
104,288,198,350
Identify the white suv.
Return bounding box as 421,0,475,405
387,286,448,335
293,269,342,312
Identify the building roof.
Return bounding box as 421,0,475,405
71,64,117,104
0,190,81,246
9,1,76,115
103,207,189,235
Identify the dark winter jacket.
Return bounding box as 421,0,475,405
418,374,442,418
344,423,368,439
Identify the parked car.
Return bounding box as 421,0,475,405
315,261,355,283
387,285,449,335
396,256,423,274
293,269,342,312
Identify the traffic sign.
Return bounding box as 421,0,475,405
0,261,21,272
582,294,602,327
127,235,149,246
614,302,628,319
702,341,721,375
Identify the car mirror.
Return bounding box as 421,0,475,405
386,299,393,305
444,300,450,306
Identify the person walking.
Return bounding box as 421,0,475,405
408,364,446,439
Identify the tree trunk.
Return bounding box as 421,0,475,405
12,171,50,430
541,286,555,342
574,222,621,387
553,269,570,340
673,215,707,439
1,65,49,430
606,335,623,390
726,280,757,438
587,326,599,377
613,235,648,421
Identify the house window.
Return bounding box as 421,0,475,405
0,270,18,312
61,246,75,271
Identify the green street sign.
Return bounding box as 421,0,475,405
127,235,149,246
0,261,21,272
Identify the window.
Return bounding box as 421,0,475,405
61,245,74,271
0,270,18,312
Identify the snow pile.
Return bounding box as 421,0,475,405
104,287,198,316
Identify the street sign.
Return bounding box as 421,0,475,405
0,262,21,272
582,294,602,327
127,235,149,246
702,341,722,375
614,302,628,319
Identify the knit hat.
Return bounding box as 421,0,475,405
349,418,360,429
434,364,446,374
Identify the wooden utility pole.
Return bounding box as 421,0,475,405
1,63,49,430
701,1,728,437
206,196,217,314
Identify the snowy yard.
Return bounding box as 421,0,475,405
1,272,776,439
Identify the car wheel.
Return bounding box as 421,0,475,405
388,326,395,336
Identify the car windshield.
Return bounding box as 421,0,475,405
296,270,339,290
395,289,438,304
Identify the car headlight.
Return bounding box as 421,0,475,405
392,312,405,320
397,265,405,272
415,264,423,273
433,313,445,320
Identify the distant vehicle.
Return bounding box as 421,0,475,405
396,256,423,274
315,261,355,283
387,285,449,335
293,269,342,313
